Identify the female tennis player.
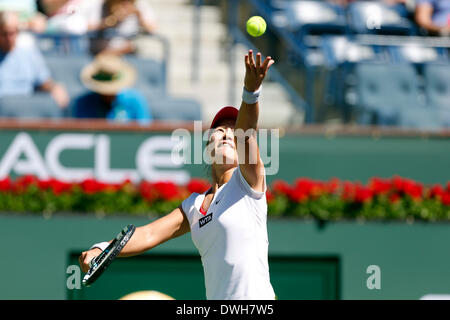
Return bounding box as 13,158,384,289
79,49,276,300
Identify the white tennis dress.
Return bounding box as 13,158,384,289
181,166,275,300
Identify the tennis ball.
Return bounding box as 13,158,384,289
246,16,266,37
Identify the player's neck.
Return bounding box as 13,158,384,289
211,166,236,192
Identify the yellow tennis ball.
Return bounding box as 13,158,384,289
246,16,266,37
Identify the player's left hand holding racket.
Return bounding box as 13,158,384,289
79,224,136,286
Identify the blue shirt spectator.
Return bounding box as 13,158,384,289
76,53,152,124
0,11,69,108
0,44,50,97
73,88,152,125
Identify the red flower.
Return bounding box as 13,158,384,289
37,179,51,190
429,184,445,199
113,179,132,191
50,179,72,195
294,178,315,194
34,178,73,195
392,176,423,200
389,193,401,203
392,176,404,192
80,178,106,194
266,190,275,203
139,181,155,202
153,181,180,201
294,178,327,198
12,175,38,193
354,184,373,203
341,181,355,201
441,193,450,206
187,178,211,194
271,180,292,196
403,179,423,200
369,177,391,195
288,188,308,203
0,177,11,192
325,177,340,194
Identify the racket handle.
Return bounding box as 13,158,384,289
89,256,98,268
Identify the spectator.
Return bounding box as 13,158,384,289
0,0,47,32
36,0,103,34
73,53,152,124
89,0,158,55
415,0,450,36
0,11,69,108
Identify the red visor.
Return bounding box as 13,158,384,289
210,106,239,129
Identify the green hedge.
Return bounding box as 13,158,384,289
0,175,449,221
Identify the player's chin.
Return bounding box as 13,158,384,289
212,153,238,168
216,147,236,158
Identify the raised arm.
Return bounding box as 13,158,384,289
79,206,190,273
415,2,450,35
234,50,274,192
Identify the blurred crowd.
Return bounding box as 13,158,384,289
0,0,158,123
0,0,448,126
3,0,157,53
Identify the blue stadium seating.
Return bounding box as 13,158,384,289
272,0,347,39
354,63,441,129
123,55,167,94
46,53,170,120
0,93,63,119
320,36,389,120
424,64,450,127
46,54,166,96
46,54,91,98
148,97,203,122
1,31,204,122
240,0,449,129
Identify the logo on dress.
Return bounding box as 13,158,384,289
199,213,213,228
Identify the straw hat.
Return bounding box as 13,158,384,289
80,54,137,95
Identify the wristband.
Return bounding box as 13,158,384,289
90,241,109,252
242,86,261,104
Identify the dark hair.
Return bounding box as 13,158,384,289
203,162,212,181
203,134,212,182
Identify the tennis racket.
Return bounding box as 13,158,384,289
82,224,136,287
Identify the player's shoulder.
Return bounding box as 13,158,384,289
181,192,200,213
231,166,266,200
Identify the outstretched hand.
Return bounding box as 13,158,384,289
244,50,275,92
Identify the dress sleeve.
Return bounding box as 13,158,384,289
181,192,198,225
235,166,267,200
